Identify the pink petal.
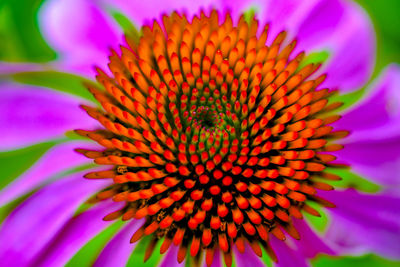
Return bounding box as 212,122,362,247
219,0,268,25
0,173,108,266
336,65,400,141
263,0,320,40
321,189,400,259
234,244,265,267
39,0,123,76
0,62,41,74
269,236,310,267
93,219,145,267
265,0,374,92
33,200,122,266
0,141,100,205
269,219,333,267
292,218,335,258
320,0,375,92
224,0,374,92
295,0,344,49
100,0,218,27
334,65,400,186
335,138,400,186
0,84,98,151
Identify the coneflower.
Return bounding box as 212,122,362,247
2,1,400,266
76,10,347,266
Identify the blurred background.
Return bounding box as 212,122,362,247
354,0,400,78
0,0,399,266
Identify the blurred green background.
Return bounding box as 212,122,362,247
354,0,400,77
0,0,399,266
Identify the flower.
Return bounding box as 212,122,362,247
76,9,350,266
0,0,399,267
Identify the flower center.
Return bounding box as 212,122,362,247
189,106,221,130
76,9,346,267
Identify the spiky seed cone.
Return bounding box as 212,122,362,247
76,9,347,267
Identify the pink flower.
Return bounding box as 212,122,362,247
0,1,399,266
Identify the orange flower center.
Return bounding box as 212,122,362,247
76,9,347,267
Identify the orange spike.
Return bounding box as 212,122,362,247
144,238,158,262
219,234,229,252
177,245,187,263
235,237,246,253
173,228,186,246
190,237,201,257
130,226,144,243
223,251,233,267
206,248,215,267
250,241,263,257
160,238,172,254
271,227,286,241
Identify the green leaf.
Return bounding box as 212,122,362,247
0,6,23,61
65,130,89,140
299,50,330,68
74,202,95,217
330,87,367,112
0,140,60,191
323,168,381,193
111,10,139,37
11,71,96,102
355,0,400,78
0,0,56,62
106,8,141,45
260,248,273,267
244,7,257,24
304,202,330,232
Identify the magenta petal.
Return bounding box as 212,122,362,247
292,218,335,258
295,0,344,49
320,189,400,259
93,219,145,267
224,0,374,92
263,0,316,40
334,65,400,185
234,244,265,267
39,0,122,76
100,0,218,27
159,245,186,267
0,174,108,266
219,0,268,26
0,62,41,74
33,200,122,267
262,0,374,92
270,236,310,267
0,141,100,205
222,0,343,43
335,65,400,140
321,1,375,92
0,84,98,151
335,138,400,186
270,220,333,266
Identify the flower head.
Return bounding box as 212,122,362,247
76,9,348,266
0,1,399,267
